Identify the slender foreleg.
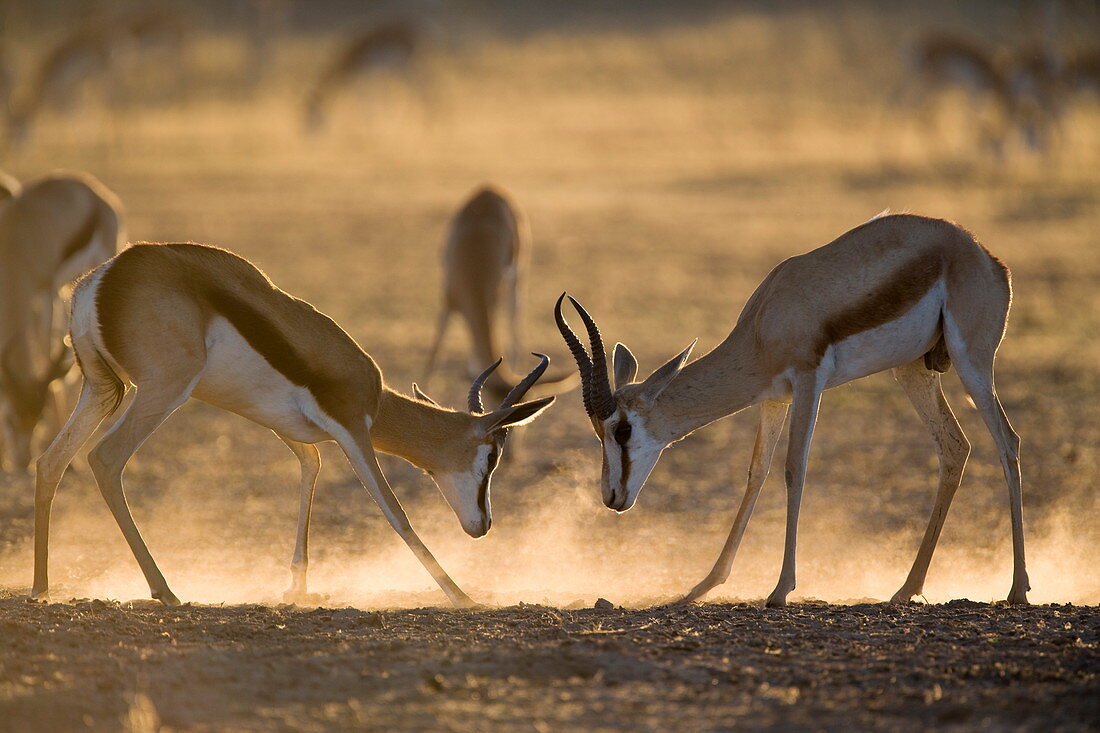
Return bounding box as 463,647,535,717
765,373,823,608
506,264,524,366
423,306,452,382
337,429,478,608
679,400,788,604
890,359,970,602
277,434,321,598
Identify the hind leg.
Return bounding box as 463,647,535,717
890,359,971,603
946,321,1029,603
277,434,321,599
87,373,201,606
32,377,125,600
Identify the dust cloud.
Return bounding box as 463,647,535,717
0,446,1094,609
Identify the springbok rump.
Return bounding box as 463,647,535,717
0,172,122,471
556,213,1028,607
33,243,556,607
425,185,578,406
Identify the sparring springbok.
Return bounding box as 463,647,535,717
302,20,420,133
556,214,1028,607
32,242,556,607
0,173,121,471
425,186,578,406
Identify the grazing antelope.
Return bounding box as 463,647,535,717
1008,44,1067,154
32,243,556,607
556,214,1029,607
0,173,121,472
112,7,191,104
4,25,115,149
302,20,420,133
896,33,1014,157
425,186,578,406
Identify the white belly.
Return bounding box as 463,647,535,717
191,317,329,443
823,281,945,388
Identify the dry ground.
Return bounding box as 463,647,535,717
1,1,1098,730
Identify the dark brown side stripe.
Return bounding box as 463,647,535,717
815,253,943,359
96,244,365,425
203,285,372,426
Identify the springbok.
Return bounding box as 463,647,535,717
4,24,115,149
1008,44,1067,154
896,33,1015,158
425,186,578,406
0,173,121,471
555,214,1029,607
32,242,556,607
302,19,420,133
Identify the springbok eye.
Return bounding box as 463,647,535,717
613,421,632,445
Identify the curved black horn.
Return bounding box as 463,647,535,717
554,292,596,417
468,357,503,413
501,353,550,407
567,296,616,420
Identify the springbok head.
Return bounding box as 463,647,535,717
414,353,555,537
555,294,694,512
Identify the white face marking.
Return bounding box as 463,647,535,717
432,443,494,538
602,410,666,512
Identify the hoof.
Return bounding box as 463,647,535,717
764,594,789,608
153,590,182,607
29,590,50,603
283,590,325,606
1006,589,1030,605
451,595,484,610
890,589,919,604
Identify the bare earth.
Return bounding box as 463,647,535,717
2,1,1099,730
1,595,1097,731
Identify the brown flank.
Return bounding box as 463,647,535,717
96,243,372,426
815,252,944,360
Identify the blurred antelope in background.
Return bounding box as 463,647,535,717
111,7,191,105
302,19,423,133
0,173,122,471
32,243,556,607
425,186,578,406
4,21,118,150
895,33,1014,159
557,214,1029,607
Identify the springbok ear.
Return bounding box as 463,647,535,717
411,382,440,406
477,396,555,436
613,342,638,390
639,339,696,404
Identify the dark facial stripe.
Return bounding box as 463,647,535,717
815,253,943,359
619,444,631,488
